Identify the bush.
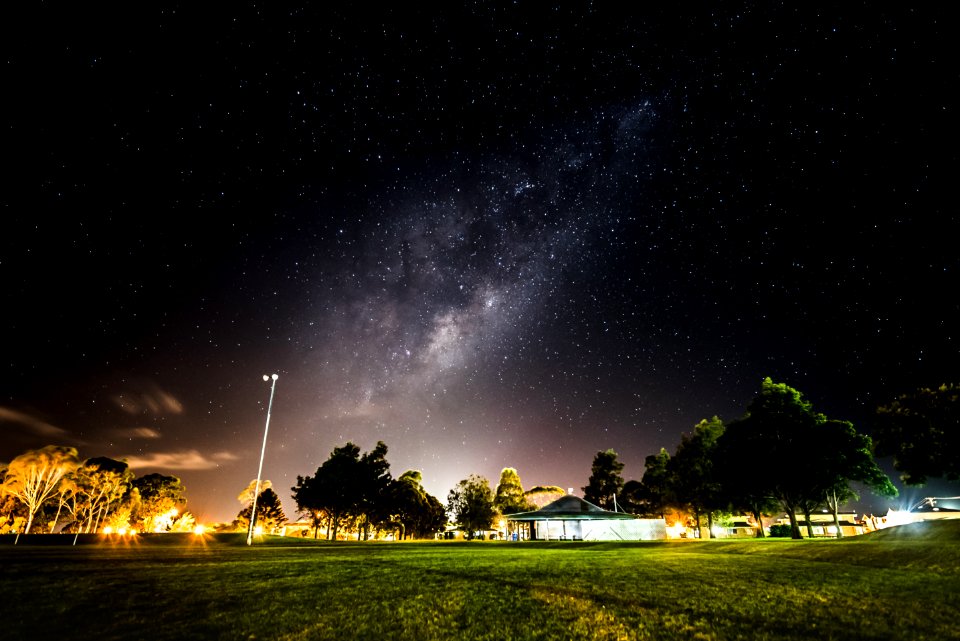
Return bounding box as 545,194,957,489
769,524,792,537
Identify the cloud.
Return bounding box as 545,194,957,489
111,383,184,416
121,427,162,439
0,406,75,440
123,450,238,471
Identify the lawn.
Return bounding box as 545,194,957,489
2,522,959,641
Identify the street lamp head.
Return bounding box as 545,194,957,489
262,375,269,382
271,373,279,380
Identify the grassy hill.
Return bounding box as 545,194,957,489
858,518,960,541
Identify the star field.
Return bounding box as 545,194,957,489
2,4,957,521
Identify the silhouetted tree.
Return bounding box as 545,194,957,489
875,383,960,484
291,441,393,540
622,448,673,518
718,378,888,539
668,417,725,538
582,449,625,510
816,418,897,537
236,487,286,533
389,470,446,539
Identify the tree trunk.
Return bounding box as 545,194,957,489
693,507,701,538
829,491,843,539
803,508,815,539
707,511,716,539
752,508,766,538
785,505,802,539
52,500,64,534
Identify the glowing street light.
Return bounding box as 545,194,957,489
247,373,279,546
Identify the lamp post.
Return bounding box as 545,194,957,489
247,373,278,546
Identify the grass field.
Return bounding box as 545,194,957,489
2,522,959,641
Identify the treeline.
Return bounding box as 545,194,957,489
0,446,190,539
445,378,958,541
588,378,959,539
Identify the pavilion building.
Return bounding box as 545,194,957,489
506,494,667,541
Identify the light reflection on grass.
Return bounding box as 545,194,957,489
2,526,959,640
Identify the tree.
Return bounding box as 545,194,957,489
72,458,135,534
131,473,187,532
582,449,625,510
1,445,81,537
236,487,286,533
717,378,887,539
447,475,495,539
388,470,446,539
816,419,897,537
875,383,960,484
357,441,393,540
291,442,393,541
630,448,672,519
668,417,726,538
524,485,567,508
717,379,824,538
714,423,780,538
494,468,531,514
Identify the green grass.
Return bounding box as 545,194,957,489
2,523,959,640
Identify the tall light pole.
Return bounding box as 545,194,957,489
247,373,278,546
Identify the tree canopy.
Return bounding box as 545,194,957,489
493,467,531,514
582,449,625,509
290,441,394,540
718,378,895,538
236,486,286,533
447,474,495,539
875,383,960,484
667,417,725,537
1,445,80,535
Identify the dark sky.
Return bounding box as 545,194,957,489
3,4,957,523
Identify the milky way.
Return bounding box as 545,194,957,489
3,5,957,521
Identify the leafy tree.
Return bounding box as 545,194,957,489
875,383,960,484
718,378,884,540
0,492,27,534
447,475,495,539
668,417,726,538
816,419,897,537
389,470,446,539
1,445,81,536
717,379,823,538
357,441,393,540
236,487,286,533
131,473,187,532
494,468,531,514
714,423,780,538
71,457,135,534
291,442,393,540
627,448,673,518
524,485,567,508
582,449,625,510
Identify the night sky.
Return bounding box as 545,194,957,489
3,4,957,524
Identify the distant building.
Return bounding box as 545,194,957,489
880,497,960,528
774,511,865,537
506,494,667,541
713,516,764,539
